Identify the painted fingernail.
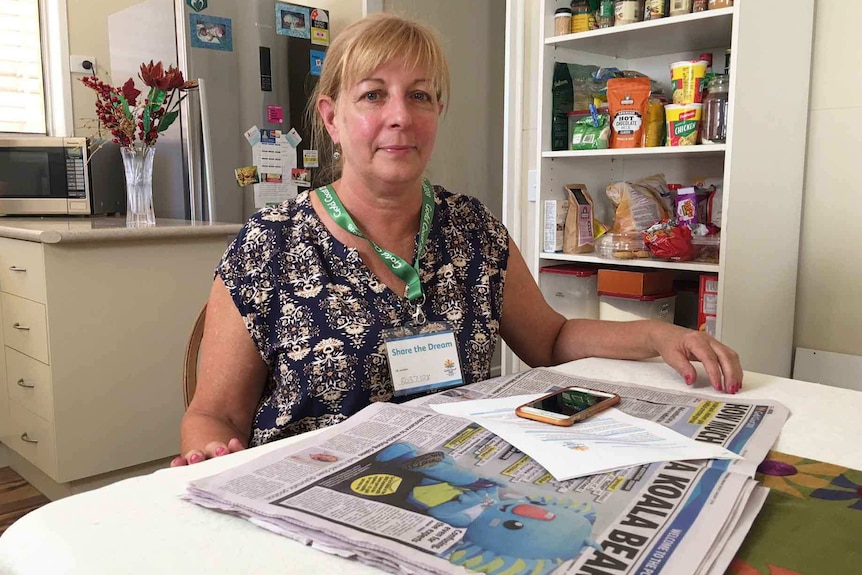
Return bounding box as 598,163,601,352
215,447,226,456
189,453,203,464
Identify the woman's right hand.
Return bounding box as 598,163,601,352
170,437,246,467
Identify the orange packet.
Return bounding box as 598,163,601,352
607,77,652,148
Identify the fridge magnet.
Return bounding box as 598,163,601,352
310,50,326,77
310,8,330,46
244,125,260,146
267,105,283,124
186,0,207,12
260,129,282,144
190,14,233,51
276,3,310,39
284,127,302,147
235,166,259,187
262,173,284,184
291,168,312,187
302,149,319,168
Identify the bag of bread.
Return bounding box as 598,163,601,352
607,77,652,148
563,184,595,254
606,173,673,233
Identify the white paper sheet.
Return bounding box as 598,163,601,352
430,393,740,481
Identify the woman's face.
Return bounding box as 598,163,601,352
319,58,443,189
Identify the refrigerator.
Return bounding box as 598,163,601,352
108,0,329,223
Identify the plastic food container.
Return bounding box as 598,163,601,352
670,60,709,104
599,291,676,323
539,265,599,319
692,235,720,263
665,103,703,146
595,233,651,260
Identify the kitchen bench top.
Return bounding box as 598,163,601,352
0,217,243,244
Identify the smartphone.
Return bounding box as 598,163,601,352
515,386,621,426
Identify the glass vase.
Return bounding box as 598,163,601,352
121,145,156,227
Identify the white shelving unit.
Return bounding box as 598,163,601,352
533,0,815,377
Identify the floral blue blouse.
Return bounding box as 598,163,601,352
217,186,510,446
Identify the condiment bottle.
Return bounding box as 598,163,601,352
554,7,573,36
702,74,729,144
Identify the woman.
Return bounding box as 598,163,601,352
173,14,741,467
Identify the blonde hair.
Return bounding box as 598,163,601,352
306,13,450,182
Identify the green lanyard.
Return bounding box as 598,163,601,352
316,180,435,302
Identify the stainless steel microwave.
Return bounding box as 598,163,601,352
0,136,125,216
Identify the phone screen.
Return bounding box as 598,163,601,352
526,388,609,416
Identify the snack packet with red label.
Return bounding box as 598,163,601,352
643,220,695,261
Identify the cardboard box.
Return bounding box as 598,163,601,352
597,269,675,297
698,274,719,336
543,199,568,253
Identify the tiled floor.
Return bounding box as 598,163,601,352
0,467,50,536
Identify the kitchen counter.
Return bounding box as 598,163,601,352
0,217,243,244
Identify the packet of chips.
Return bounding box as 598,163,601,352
643,220,695,261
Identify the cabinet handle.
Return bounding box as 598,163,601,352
8,266,27,272
20,433,38,444
12,323,30,331
16,378,35,389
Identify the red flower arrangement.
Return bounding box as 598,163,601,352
81,61,196,149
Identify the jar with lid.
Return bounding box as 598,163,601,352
554,7,572,36
709,0,733,8
693,0,708,12
615,0,641,26
571,1,596,32
702,74,729,144
669,0,693,16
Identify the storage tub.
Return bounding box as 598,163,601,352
598,291,676,323
539,265,599,319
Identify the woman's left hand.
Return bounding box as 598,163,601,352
650,323,742,394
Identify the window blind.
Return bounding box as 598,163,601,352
0,0,46,134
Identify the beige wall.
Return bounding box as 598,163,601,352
67,0,362,136
794,1,862,357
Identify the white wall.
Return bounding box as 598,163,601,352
794,1,862,358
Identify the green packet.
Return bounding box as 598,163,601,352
571,114,610,150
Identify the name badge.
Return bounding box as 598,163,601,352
384,322,463,397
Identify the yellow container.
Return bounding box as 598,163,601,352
670,60,709,104
665,103,703,146
645,99,666,147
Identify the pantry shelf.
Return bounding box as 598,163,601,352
540,252,719,273
542,145,726,160
545,7,734,59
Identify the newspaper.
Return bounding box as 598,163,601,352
186,368,788,575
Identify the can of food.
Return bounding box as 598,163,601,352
670,60,709,104
665,103,703,146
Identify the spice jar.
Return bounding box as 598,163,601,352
693,0,708,11
702,74,729,144
598,0,615,28
643,0,667,21
554,7,573,36
615,0,641,26
709,0,733,8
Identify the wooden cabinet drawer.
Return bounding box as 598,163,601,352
1,293,49,364
7,401,57,477
0,238,46,303
6,347,53,422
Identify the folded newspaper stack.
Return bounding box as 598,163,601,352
185,368,788,575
